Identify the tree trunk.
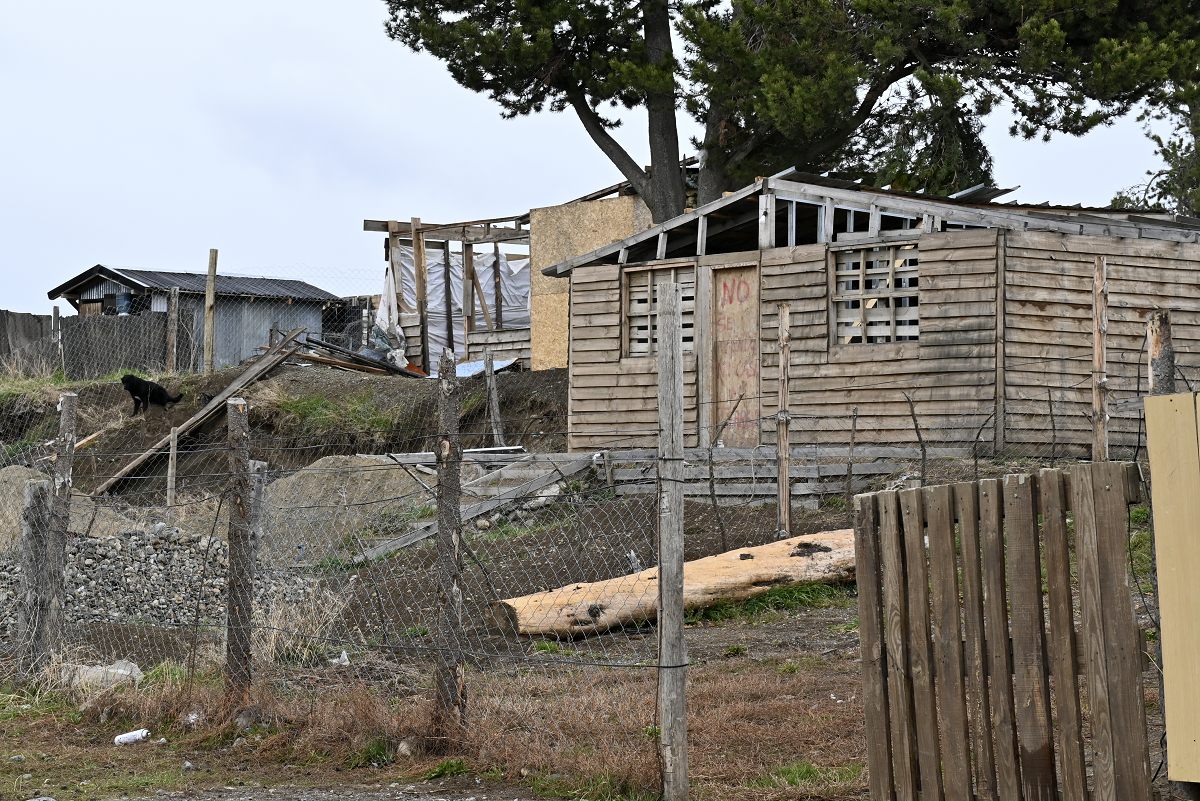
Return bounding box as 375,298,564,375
697,103,731,206
642,0,685,221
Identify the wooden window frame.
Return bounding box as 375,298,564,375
623,262,696,358
830,242,920,347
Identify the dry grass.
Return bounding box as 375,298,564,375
252,585,353,669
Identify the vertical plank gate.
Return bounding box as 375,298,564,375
855,462,1151,801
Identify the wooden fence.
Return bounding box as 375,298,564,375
854,461,1151,801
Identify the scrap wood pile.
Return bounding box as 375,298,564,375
270,335,427,378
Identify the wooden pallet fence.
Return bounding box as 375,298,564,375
854,461,1151,801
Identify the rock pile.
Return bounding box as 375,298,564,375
0,522,320,639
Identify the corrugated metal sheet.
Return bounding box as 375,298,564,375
110,268,341,301
80,277,138,301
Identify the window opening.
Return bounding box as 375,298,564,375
626,264,696,355
832,244,919,344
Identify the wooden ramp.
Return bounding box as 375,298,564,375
92,328,305,496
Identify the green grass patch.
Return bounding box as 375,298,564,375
270,391,400,434
423,758,469,779
348,737,393,768
685,582,853,625
751,759,863,789
722,645,747,658
529,771,657,801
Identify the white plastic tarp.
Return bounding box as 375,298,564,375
389,245,530,360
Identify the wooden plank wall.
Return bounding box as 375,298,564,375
1005,231,1200,456
465,327,532,368
568,262,698,451
760,232,997,447
856,463,1150,801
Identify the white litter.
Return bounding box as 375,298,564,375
114,728,150,745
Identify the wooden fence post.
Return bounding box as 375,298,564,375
166,426,179,508
1093,255,1109,461
443,240,455,354
657,282,688,801
16,480,52,671
204,249,218,373
493,243,503,330
53,305,65,376
845,406,858,515
484,348,506,447
1149,308,1176,396
412,218,430,376
166,286,179,373
776,302,791,538
434,348,466,748
46,392,76,660
463,244,476,335
225,397,253,706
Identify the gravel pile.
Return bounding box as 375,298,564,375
0,522,320,638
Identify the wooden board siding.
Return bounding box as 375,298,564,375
760,234,997,448
568,262,698,451
465,327,532,368
1004,231,1200,455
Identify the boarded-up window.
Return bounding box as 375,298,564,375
832,244,919,344
625,264,696,355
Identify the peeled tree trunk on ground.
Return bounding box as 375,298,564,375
484,530,854,638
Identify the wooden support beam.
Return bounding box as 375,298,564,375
777,302,791,537
823,198,835,243
204,249,217,372
485,348,506,447
493,242,504,330
995,231,1007,454
463,244,475,335
696,216,707,256
443,240,455,354
1093,255,1109,461
1148,308,1176,395
165,286,179,373
758,190,775,249
413,217,430,375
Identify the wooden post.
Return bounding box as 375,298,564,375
166,426,179,507
1149,308,1176,396
463,244,476,335
994,231,1007,454
166,286,179,373
225,396,253,705
484,348,506,447
1093,255,1109,461
443,240,455,355
44,392,76,660
413,219,430,375
204,249,218,373
904,392,926,486
249,460,268,561
776,303,791,538
16,480,52,671
433,348,466,748
844,406,858,515
52,305,65,375
656,282,688,801
493,243,504,330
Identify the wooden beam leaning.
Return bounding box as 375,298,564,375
657,282,688,801
204,249,218,372
854,493,896,801
484,348,506,448
898,488,944,801
777,303,791,537
413,217,430,375
1093,255,1109,461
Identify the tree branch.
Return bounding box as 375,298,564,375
568,94,651,198
801,62,920,165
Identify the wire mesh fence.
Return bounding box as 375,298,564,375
0,345,1165,793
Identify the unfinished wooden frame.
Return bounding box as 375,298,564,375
831,243,920,345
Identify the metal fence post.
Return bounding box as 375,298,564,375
434,348,466,748
225,397,253,705
657,282,688,801
485,348,506,447
16,480,52,672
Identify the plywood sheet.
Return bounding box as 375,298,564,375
714,265,760,446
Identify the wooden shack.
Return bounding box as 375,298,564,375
543,173,1200,457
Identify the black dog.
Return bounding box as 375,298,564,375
121,375,182,416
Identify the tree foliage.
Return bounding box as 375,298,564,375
383,0,1198,219
1112,78,1200,216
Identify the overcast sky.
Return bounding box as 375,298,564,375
0,1,1166,316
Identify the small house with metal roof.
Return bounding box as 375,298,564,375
48,265,344,371
542,172,1200,457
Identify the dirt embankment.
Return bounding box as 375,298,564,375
0,366,567,500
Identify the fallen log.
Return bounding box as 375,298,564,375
484,530,854,638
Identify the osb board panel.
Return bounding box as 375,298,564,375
533,292,571,371
530,196,651,296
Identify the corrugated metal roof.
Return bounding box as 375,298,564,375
48,265,340,301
